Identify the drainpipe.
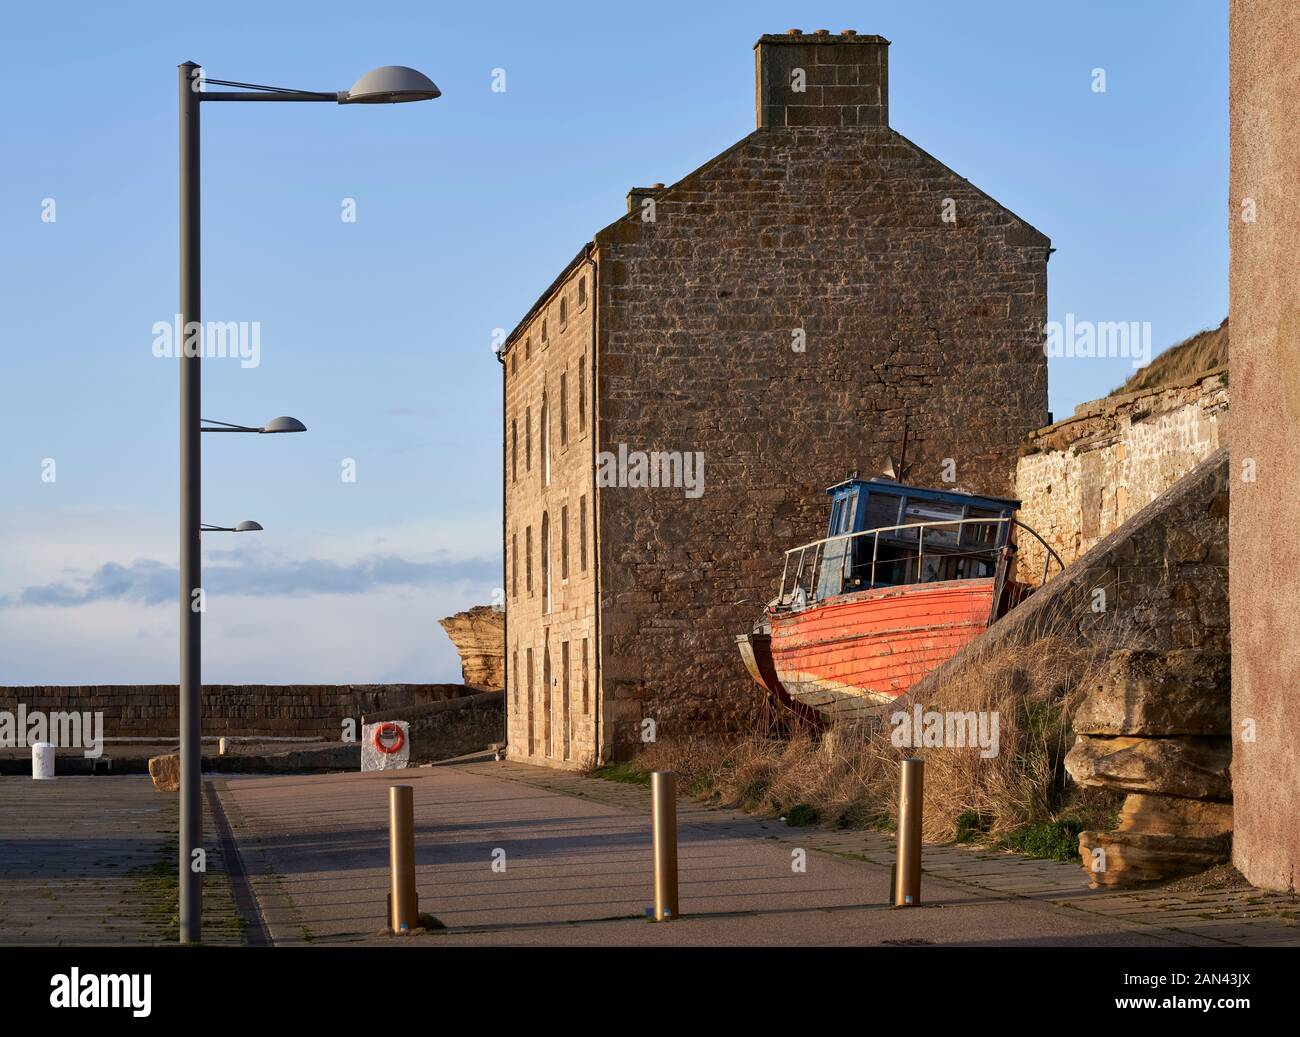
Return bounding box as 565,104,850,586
586,251,601,765
496,334,508,753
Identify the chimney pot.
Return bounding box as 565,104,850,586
814,28,829,35
786,28,801,36
842,29,857,37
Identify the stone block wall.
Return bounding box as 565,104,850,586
913,448,1232,885
1014,369,1228,583
593,124,1050,757
0,684,469,739
501,255,599,768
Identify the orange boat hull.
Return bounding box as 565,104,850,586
768,578,996,721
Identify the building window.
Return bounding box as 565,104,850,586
526,647,535,755
511,352,517,377
561,640,571,761
541,317,549,346
559,297,568,327
526,525,533,595
540,393,550,487
511,419,517,482
525,336,531,360
525,407,532,471
577,356,586,429
579,495,588,571
541,512,551,614
561,505,569,580
582,638,589,714
511,532,518,598
578,276,587,308
559,372,568,446
543,644,552,757
512,647,518,707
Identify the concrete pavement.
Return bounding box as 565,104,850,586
0,774,244,945
211,756,1300,947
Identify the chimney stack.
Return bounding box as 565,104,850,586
626,184,665,214
754,29,890,128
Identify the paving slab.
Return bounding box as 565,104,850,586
214,760,1211,947
0,774,245,945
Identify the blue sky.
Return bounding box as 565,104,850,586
0,0,1227,683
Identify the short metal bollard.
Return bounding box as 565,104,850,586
651,771,680,921
388,784,418,931
894,758,923,906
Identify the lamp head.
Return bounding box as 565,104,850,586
261,416,307,433
341,66,440,104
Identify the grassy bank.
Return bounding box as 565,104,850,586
597,625,1123,860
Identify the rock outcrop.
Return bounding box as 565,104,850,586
147,753,180,792
1070,651,1233,886
1060,452,1232,887
438,606,505,691
914,447,1232,887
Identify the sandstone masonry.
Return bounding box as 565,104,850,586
0,684,467,739
1015,368,1228,582
500,31,1051,766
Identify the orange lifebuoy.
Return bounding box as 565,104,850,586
372,722,405,755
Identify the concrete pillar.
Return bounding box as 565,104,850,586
1229,0,1300,891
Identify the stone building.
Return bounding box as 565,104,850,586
498,30,1051,767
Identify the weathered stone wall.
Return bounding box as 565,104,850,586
913,448,1232,885
0,684,468,739
500,31,1051,765
593,124,1049,757
1014,369,1228,583
1229,0,1300,892
438,606,506,690
364,690,505,764
501,257,599,768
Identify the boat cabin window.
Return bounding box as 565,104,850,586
800,480,1017,601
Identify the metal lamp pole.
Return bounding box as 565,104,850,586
174,59,439,943
177,61,202,945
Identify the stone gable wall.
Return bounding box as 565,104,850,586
591,125,1050,757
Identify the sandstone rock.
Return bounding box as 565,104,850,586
148,753,180,792
1078,827,1231,887
1065,735,1231,800
1115,793,1233,838
437,606,505,691
1072,649,1230,737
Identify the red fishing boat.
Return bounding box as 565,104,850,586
737,472,1059,722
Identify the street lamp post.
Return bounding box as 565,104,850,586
176,60,438,944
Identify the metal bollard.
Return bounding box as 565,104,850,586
388,784,418,931
651,771,680,921
894,758,924,907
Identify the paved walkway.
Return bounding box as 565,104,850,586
211,756,1300,947
0,775,245,945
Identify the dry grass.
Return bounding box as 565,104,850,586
628,602,1125,845
1109,317,1227,397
